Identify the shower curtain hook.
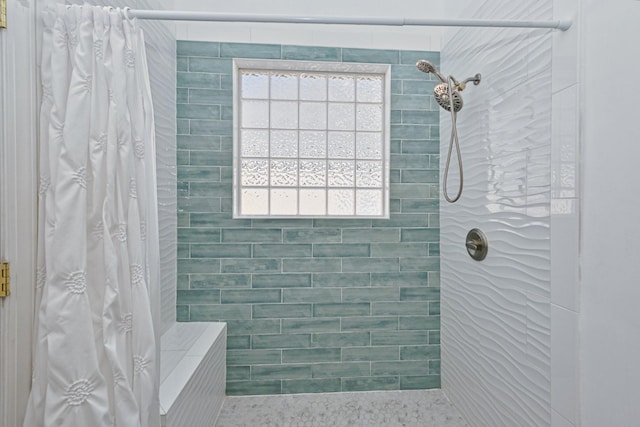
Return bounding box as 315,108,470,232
122,7,132,20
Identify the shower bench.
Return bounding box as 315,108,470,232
159,322,227,427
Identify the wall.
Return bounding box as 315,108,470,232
174,0,443,52
440,0,554,426
549,0,580,425
0,1,38,425
176,41,441,394
140,1,178,337
456,1,640,426
579,0,640,425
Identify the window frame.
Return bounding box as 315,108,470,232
232,58,391,219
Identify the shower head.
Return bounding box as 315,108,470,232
434,83,464,112
416,62,481,204
415,59,481,113
415,60,446,83
416,59,461,111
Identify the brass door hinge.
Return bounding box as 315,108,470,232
0,262,9,298
0,0,6,29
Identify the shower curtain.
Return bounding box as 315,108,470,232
24,5,160,426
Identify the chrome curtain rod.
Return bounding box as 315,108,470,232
122,9,572,31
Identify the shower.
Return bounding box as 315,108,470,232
416,60,481,203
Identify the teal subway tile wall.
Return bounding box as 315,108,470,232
176,41,440,395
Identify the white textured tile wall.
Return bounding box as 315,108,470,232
441,1,554,426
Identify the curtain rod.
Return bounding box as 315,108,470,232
122,9,572,31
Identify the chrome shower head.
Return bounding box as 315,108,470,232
434,83,464,112
415,60,446,83
415,59,481,113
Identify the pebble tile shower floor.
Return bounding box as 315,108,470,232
215,389,468,427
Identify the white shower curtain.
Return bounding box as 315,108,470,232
25,5,160,426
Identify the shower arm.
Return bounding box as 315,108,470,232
451,74,482,91
448,73,482,92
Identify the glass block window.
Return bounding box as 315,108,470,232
233,59,391,218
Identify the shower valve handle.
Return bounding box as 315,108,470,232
465,229,488,261
465,240,480,251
